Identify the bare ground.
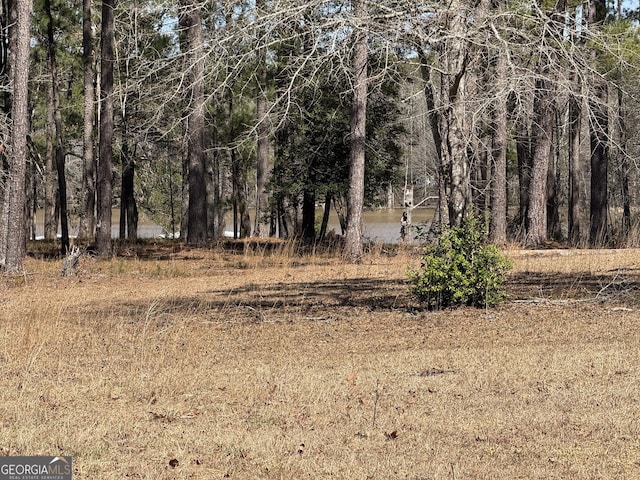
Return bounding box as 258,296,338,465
1,243,640,479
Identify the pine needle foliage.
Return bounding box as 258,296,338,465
408,215,512,310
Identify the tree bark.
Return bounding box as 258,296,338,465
45,0,70,255
588,0,609,246
181,2,207,246
546,118,561,241
301,187,315,242
344,0,368,261
119,123,138,240
254,0,271,238
44,81,57,240
418,49,448,229
96,0,116,257
589,81,609,246
3,0,31,271
442,2,471,228
618,86,630,240
516,120,532,237
568,78,582,246
526,74,554,246
318,192,332,242
489,54,508,245
77,0,96,242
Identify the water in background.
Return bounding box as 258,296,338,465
323,207,435,243
34,207,435,244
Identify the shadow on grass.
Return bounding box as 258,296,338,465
81,269,640,323
84,277,415,322
508,271,640,304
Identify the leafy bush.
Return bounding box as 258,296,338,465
408,215,512,310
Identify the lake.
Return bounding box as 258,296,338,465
34,207,435,244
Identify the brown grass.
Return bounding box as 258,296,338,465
2,242,640,479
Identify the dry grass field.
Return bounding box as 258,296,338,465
1,241,640,479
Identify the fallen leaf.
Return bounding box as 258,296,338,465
384,430,399,440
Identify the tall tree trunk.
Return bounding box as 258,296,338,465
318,192,332,241
44,81,57,240
618,86,630,240
568,78,582,246
344,0,368,261
78,0,96,242
45,0,69,255
546,119,561,241
418,50,448,228
516,120,532,237
589,81,609,246
432,0,471,228
181,2,207,246
254,0,271,238
526,74,554,246
96,0,115,256
207,143,225,239
119,123,137,240
239,181,251,238
301,187,315,242
3,0,31,272
588,0,609,246
489,54,508,245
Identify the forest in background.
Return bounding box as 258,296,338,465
1,0,640,271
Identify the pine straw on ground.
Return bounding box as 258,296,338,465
1,243,640,479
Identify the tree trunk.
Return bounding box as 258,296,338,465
334,193,348,235
318,192,332,241
77,0,96,242
119,124,138,240
344,0,368,261
44,81,57,240
546,119,561,241
3,0,31,272
96,0,115,257
568,80,582,246
181,2,207,246
588,0,609,246
207,146,225,239
516,120,532,237
439,1,471,228
239,183,251,238
254,0,271,238
618,86,630,240
526,75,554,246
418,51,448,229
589,80,609,246
45,0,69,255
489,53,508,245
301,187,315,242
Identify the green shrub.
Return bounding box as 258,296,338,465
408,215,512,310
